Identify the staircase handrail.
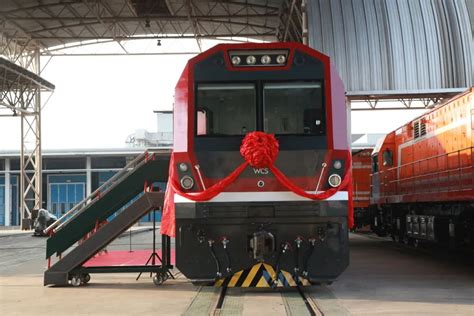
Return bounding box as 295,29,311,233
44,150,152,235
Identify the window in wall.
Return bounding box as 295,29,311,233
98,171,116,187
91,157,126,169
43,157,85,170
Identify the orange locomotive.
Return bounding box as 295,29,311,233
370,88,474,248
352,149,372,229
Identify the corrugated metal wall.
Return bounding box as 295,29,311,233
307,0,473,94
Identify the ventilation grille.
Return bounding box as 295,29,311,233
414,121,420,138
413,120,426,139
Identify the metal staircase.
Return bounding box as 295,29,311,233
43,150,171,286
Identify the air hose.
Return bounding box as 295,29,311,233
208,239,222,278
271,242,291,288
302,238,316,278
221,237,232,276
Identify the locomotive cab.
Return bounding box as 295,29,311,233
165,43,352,286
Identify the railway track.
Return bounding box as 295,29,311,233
182,285,324,316
281,286,323,316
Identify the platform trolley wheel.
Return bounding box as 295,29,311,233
71,276,82,287
81,273,91,284
153,272,166,286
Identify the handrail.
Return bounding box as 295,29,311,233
372,146,473,198
44,150,153,234
385,146,473,172
387,165,473,182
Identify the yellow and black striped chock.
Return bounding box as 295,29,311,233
214,263,311,288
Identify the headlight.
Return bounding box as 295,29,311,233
178,163,189,172
261,55,271,64
231,56,241,65
328,174,342,188
246,55,256,65
333,160,342,170
180,175,194,190
276,54,286,64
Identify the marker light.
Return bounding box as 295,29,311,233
231,56,241,65
276,54,286,64
180,175,194,190
179,163,189,172
333,160,342,170
261,55,271,64
328,174,342,188
246,55,256,65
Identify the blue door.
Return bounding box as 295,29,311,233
48,175,86,218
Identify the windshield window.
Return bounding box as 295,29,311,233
263,82,324,135
196,84,256,136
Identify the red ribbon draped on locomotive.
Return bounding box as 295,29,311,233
162,131,352,237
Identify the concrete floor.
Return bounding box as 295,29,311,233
1,231,473,315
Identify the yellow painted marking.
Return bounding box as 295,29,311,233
228,270,243,288
215,278,224,287
256,276,269,287
300,278,311,286
263,263,276,279
242,263,262,287
282,270,296,287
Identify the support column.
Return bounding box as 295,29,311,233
4,159,11,226
1,33,53,229
86,156,92,196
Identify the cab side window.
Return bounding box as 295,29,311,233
382,149,393,167
372,155,379,173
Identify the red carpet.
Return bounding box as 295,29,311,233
83,249,176,267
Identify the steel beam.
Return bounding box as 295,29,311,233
29,33,274,41
5,15,278,22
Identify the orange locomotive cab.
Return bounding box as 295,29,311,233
370,88,474,248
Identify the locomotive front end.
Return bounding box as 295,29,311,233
165,42,352,286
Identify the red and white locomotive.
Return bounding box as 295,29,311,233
162,42,352,286
370,88,474,249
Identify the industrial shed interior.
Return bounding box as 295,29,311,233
0,1,473,315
